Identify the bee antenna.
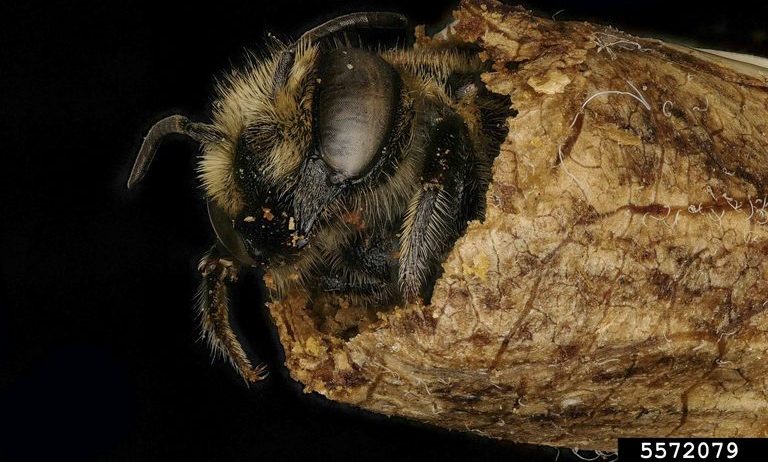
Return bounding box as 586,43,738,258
127,114,218,189
272,12,408,96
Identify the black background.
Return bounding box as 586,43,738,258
1,1,766,461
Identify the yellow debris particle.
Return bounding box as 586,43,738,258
462,251,490,281
333,351,352,371
526,69,572,95
304,336,327,357
262,272,276,290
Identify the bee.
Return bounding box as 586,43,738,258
128,12,510,382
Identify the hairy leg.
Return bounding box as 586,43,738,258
320,230,400,303
196,244,266,383
399,111,476,301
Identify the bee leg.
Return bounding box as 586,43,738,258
320,232,399,298
399,112,476,301
196,244,267,383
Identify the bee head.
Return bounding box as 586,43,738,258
128,13,408,269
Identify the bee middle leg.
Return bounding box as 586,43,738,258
320,231,400,302
196,244,266,383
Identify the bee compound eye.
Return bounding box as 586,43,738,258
314,48,398,181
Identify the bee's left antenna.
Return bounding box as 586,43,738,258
272,12,408,97
127,114,217,189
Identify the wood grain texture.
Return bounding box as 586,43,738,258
266,0,768,450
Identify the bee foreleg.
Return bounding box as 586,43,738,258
399,112,474,301
196,244,267,383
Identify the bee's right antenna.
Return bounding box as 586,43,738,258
127,114,219,189
272,11,408,96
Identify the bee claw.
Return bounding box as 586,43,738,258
244,364,270,383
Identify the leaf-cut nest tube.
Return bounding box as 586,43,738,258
266,0,768,450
